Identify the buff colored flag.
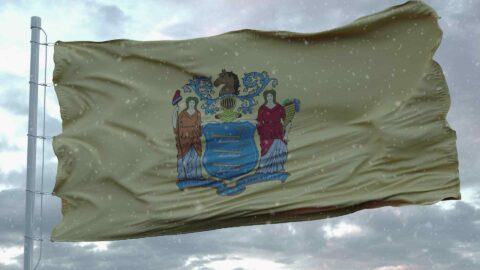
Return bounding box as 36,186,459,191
51,0,460,241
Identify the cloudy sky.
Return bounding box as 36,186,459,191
0,0,479,269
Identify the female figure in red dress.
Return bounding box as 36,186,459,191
256,89,292,173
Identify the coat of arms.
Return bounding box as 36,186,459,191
171,69,300,196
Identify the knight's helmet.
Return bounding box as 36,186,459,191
220,95,237,110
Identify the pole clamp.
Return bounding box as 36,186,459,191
24,235,44,242
26,189,55,196
26,133,53,140
28,81,53,87
30,40,55,46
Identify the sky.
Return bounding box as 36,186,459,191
0,0,479,269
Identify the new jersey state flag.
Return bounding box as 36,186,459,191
50,0,460,241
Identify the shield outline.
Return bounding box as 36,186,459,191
202,121,259,180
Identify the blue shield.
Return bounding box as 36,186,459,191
202,121,258,180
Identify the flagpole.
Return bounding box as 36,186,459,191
24,16,41,270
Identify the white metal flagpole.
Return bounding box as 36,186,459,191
24,16,41,270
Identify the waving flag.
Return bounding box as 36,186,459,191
51,0,460,241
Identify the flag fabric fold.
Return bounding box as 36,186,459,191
51,0,460,241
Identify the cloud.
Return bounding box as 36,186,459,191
185,255,290,270
75,242,111,252
373,266,415,270
322,221,363,239
90,3,131,38
0,246,23,267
